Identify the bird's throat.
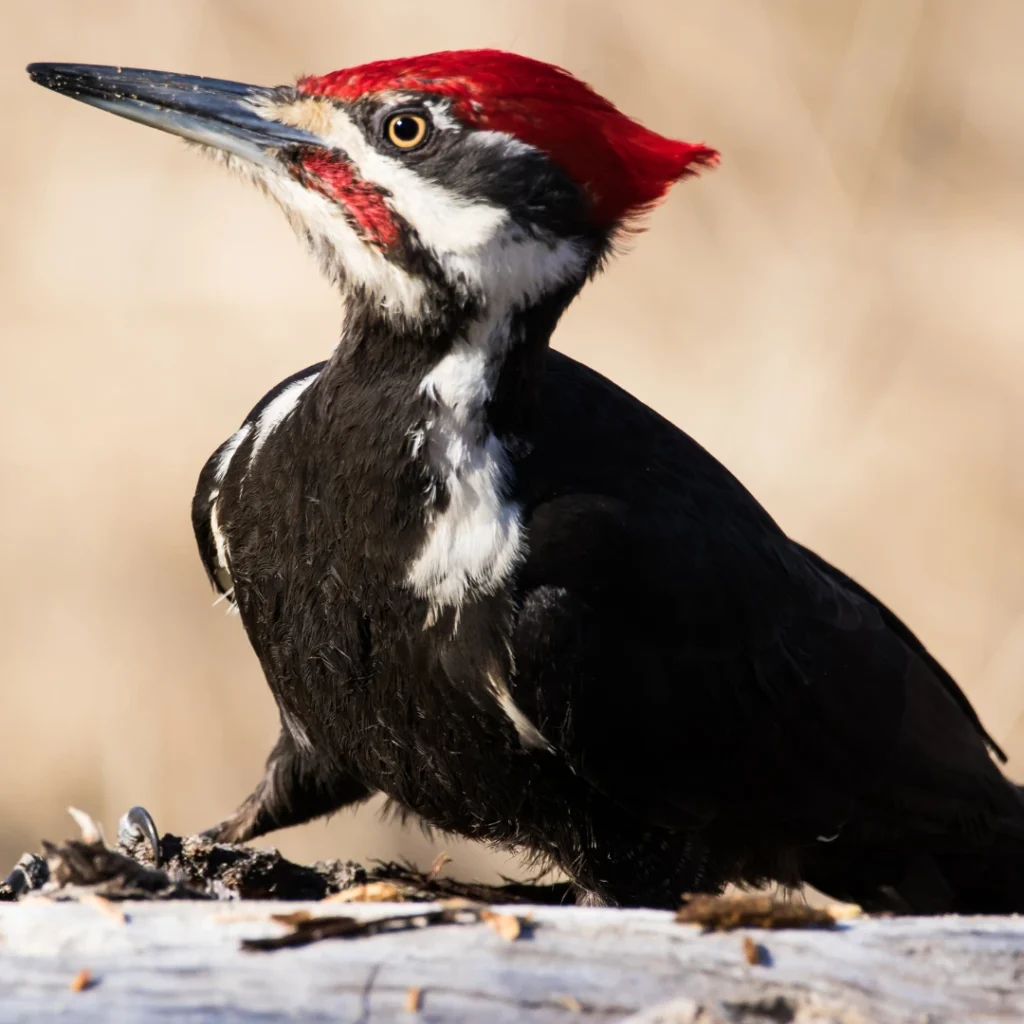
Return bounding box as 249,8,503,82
320,283,576,624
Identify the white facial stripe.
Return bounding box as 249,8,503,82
204,139,424,315
247,161,427,317
248,374,318,466
224,99,590,317
320,107,508,256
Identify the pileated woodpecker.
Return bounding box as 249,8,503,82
29,52,1024,912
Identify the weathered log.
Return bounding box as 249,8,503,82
3,814,1020,1020
1,900,1021,1022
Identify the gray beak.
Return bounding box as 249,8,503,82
27,62,321,166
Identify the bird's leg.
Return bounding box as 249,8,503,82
201,728,374,844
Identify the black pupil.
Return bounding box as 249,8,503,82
392,117,421,143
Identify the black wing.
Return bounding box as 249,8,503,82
191,362,327,597
509,350,1016,844
793,541,1005,762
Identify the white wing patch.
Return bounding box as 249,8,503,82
206,422,254,598
204,369,318,601
208,499,234,597
247,374,318,467
214,423,252,482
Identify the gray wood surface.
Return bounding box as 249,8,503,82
0,900,1020,1022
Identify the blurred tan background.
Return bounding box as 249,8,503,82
3,0,1024,879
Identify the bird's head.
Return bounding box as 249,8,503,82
29,51,716,331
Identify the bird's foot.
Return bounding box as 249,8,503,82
117,805,163,867
117,805,250,870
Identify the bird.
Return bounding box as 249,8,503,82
28,51,1024,912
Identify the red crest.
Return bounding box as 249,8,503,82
300,50,717,227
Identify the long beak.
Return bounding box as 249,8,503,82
27,63,320,166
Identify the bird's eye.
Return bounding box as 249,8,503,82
385,113,430,151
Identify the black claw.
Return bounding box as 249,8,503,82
1,853,50,899
2,866,29,897
119,805,162,867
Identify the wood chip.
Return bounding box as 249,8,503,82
438,897,484,911
676,894,835,931
67,807,103,845
480,909,522,941
242,905,484,952
556,994,583,1012
828,902,863,921
79,892,127,924
428,852,452,879
324,881,404,903
404,985,423,1012
742,935,766,965
69,968,96,992
270,909,314,927
212,912,278,924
